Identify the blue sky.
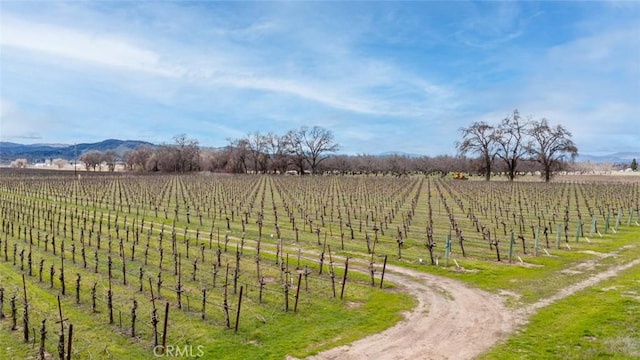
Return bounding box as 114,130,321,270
1,1,638,156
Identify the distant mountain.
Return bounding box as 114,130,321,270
576,152,639,165
0,139,154,163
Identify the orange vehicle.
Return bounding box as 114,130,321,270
453,172,468,180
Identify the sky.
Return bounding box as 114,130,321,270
1,1,639,156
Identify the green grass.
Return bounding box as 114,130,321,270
0,258,413,360
0,263,152,359
479,258,640,359
476,226,640,359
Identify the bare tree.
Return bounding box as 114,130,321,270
292,126,339,175
414,156,435,174
52,158,67,169
10,158,28,168
284,130,306,175
124,145,153,171
570,161,615,175
152,145,179,172
80,151,102,171
199,148,228,172
494,110,530,181
456,121,497,181
266,132,293,174
432,155,469,175
527,119,578,182
323,155,352,175
173,134,200,173
355,154,389,175
102,150,117,172
383,155,411,176
245,132,268,174
225,138,249,174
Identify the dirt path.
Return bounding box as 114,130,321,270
524,257,640,314
308,264,517,360
309,256,640,360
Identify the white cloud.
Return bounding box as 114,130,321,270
0,99,46,141
1,14,453,119
0,17,181,77
453,2,529,48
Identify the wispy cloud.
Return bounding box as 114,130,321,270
0,17,179,77
1,13,452,120
0,99,46,141
453,2,528,48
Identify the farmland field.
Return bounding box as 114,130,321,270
0,169,638,359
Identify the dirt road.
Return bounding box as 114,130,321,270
309,256,640,360
309,264,517,360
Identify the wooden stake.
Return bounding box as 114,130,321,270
379,255,388,289
161,302,169,355
294,273,302,312
56,296,68,359
340,258,349,299
66,323,73,360
234,286,243,332
22,274,29,342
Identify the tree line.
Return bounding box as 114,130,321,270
74,112,581,180
119,126,339,175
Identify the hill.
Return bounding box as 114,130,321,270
576,152,639,165
0,139,154,163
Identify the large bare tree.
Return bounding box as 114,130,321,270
456,121,497,181
283,130,306,175
225,138,249,174
124,145,153,171
266,132,293,174
79,151,102,171
152,145,178,172
101,150,117,172
494,110,530,181
199,148,228,172
173,134,200,173
52,158,67,169
10,158,28,168
527,118,578,182
245,132,268,174
293,126,340,175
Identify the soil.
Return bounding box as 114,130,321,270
307,264,517,360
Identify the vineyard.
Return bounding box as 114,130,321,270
0,169,639,359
